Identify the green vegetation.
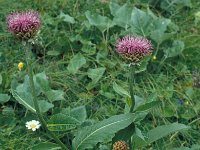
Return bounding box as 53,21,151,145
1,0,200,149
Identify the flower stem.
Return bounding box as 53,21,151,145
24,42,68,150
129,64,135,112
128,64,136,150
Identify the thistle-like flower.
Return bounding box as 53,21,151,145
113,141,129,150
116,35,153,63
25,120,41,131
6,10,41,40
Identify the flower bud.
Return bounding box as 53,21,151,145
113,141,129,150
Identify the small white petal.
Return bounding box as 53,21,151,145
32,128,36,131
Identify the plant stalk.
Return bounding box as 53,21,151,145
24,42,68,150
129,64,135,112
129,64,136,150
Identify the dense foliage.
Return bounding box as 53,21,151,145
1,0,200,149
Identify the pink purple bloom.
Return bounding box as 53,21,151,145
116,35,153,63
7,10,41,40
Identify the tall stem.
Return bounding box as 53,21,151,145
24,42,68,150
128,64,136,150
129,64,135,112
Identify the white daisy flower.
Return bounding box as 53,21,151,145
25,120,41,131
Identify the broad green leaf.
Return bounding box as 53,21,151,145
133,127,147,148
0,94,10,104
150,18,172,44
35,72,50,92
72,113,135,150
61,106,87,123
113,82,130,97
46,90,65,102
38,100,54,113
47,113,80,131
67,53,86,74
85,11,114,32
164,40,185,58
162,107,176,118
130,7,153,35
150,31,172,44
135,101,161,112
109,0,120,16
113,122,135,142
152,18,171,33
30,142,61,150
59,11,75,24
11,89,53,113
87,67,106,84
11,89,36,113
70,106,87,123
18,75,41,96
134,95,145,110
147,123,190,144
110,2,132,29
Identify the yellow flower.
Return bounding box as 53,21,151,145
152,55,157,60
18,62,24,71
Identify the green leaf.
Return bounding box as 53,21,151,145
113,82,130,97
30,142,61,150
47,113,80,131
47,50,61,56
38,100,54,113
113,122,135,142
164,40,185,58
81,41,96,55
135,56,151,73
147,123,190,144
11,90,53,113
67,53,86,74
59,11,75,24
0,94,10,104
130,7,153,35
134,95,145,110
133,127,147,148
72,113,135,150
110,2,132,29
61,106,87,123
87,67,106,84
35,72,50,92
85,11,114,32
0,74,2,85
135,101,161,112
11,89,36,113
150,18,172,44
70,106,87,123
46,90,65,102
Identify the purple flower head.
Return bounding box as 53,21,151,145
7,10,41,40
116,35,153,63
